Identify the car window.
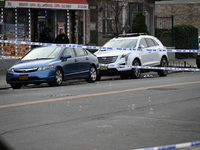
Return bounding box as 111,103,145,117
103,39,137,49
152,39,159,46
145,38,159,47
22,47,62,60
75,48,87,56
139,38,148,48
63,48,75,57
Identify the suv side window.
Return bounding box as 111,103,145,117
145,38,159,47
139,38,148,48
63,48,75,58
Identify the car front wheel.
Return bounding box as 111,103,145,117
130,59,141,79
158,57,168,77
48,68,63,86
11,84,22,89
86,66,97,83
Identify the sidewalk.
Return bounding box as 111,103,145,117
0,58,197,89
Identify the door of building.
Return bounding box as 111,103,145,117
88,5,98,46
34,9,54,43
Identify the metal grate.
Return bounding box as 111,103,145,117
14,68,38,73
98,56,118,64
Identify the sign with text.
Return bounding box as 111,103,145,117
5,0,88,10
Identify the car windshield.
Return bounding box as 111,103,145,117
22,47,62,60
103,39,138,50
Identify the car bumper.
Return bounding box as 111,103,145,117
6,69,55,84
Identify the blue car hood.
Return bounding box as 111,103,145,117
10,59,56,69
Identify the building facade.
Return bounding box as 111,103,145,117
155,0,200,33
86,0,157,46
0,0,158,57
0,0,88,57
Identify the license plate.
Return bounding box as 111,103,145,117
19,75,28,80
100,66,108,70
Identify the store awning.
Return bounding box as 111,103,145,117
5,0,88,10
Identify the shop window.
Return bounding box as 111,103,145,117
4,9,14,24
18,9,29,41
3,9,30,57
56,10,67,36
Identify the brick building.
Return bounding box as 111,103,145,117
155,0,200,33
86,0,159,46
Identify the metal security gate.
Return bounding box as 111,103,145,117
155,16,174,47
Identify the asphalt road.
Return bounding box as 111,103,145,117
0,72,200,150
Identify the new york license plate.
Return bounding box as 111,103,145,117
19,75,28,80
100,66,108,70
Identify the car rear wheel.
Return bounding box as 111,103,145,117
130,59,141,79
86,66,97,83
158,57,168,77
11,84,22,89
48,68,63,86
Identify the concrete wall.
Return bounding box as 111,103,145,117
0,59,18,71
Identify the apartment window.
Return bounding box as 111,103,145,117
103,1,122,35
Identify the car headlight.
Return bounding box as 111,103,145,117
7,68,14,73
37,65,54,71
120,53,131,61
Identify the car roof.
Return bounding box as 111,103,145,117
110,35,157,41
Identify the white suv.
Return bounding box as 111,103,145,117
94,33,168,80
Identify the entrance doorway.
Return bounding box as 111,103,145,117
34,9,54,42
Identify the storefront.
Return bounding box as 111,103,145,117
0,0,88,57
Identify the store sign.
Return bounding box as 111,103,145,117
5,0,88,10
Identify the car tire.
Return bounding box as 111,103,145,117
11,84,22,89
86,66,97,83
196,55,200,68
130,59,141,79
48,68,63,86
96,75,101,81
120,74,129,79
158,57,168,77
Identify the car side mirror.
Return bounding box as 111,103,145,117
138,44,145,49
61,54,71,61
64,54,71,59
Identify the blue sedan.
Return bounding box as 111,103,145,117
6,46,99,89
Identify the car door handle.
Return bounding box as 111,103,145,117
75,59,78,62
86,57,89,60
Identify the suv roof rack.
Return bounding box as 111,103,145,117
118,33,147,37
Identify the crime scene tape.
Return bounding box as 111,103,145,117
0,40,200,53
131,141,200,150
0,55,21,59
0,40,199,72
99,64,200,72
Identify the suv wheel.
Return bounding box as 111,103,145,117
96,75,101,81
120,74,129,79
130,59,141,79
158,57,168,77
